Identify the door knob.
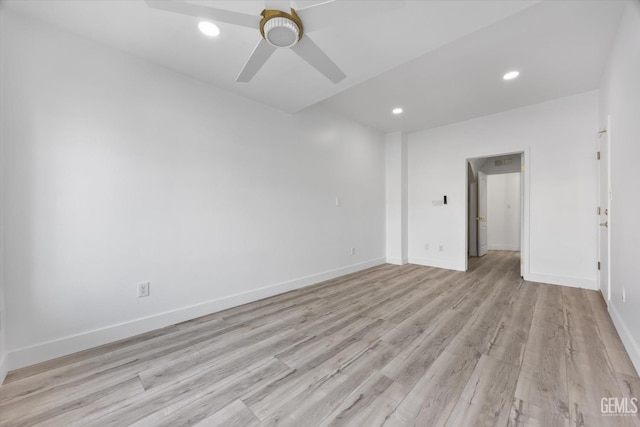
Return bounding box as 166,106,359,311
600,221,608,227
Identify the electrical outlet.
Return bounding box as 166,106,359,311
350,248,356,255
425,244,429,250
439,245,444,252
335,197,341,207
138,282,150,298
622,287,626,302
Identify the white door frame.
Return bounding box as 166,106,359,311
464,147,530,278
597,116,612,303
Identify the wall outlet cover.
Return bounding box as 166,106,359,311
138,282,150,298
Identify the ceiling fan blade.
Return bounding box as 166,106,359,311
290,36,346,84
236,39,278,82
296,0,405,33
264,1,292,12
144,0,261,29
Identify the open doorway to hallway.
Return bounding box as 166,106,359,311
467,153,525,276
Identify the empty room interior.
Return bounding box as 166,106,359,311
1,0,640,425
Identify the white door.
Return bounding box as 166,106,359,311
477,171,488,257
598,118,611,303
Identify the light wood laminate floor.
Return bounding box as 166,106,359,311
1,251,638,426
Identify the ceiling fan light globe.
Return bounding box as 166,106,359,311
264,17,300,48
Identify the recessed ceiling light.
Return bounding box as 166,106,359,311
198,21,220,37
503,71,520,80
392,107,403,115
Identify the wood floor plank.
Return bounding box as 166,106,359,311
339,379,406,427
243,337,400,422
563,286,627,424
444,354,520,426
257,337,402,426
513,285,570,421
586,290,628,353
278,318,394,371
0,345,198,423
91,357,290,426
0,318,242,407
607,347,639,378
305,266,431,319
2,326,180,385
316,373,394,426
215,264,403,326
438,263,519,360
382,349,477,427
138,327,308,391
484,281,538,366
2,252,637,427
131,360,289,427
23,377,145,427
508,397,571,427
383,255,521,426
530,284,564,327
195,399,259,427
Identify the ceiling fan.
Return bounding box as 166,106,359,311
144,0,401,84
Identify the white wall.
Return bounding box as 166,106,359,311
408,91,599,288
0,11,386,371
487,173,521,251
599,0,640,373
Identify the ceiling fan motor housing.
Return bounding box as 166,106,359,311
260,9,304,48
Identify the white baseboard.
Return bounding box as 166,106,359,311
7,257,386,371
386,257,408,265
609,303,640,376
487,245,520,251
407,257,464,272
525,272,597,290
0,355,7,385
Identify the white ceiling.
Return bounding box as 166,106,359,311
2,0,627,133
319,1,627,132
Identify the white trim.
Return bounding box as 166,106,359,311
6,257,386,371
0,355,7,385
408,257,464,272
386,257,408,265
609,303,640,376
525,272,597,290
487,245,520,251
606,114,612,302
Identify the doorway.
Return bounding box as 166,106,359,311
466,151,528,277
